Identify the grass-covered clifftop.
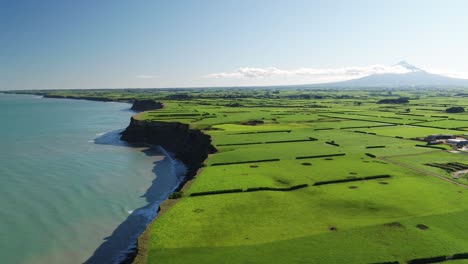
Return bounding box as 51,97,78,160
11,87,468,263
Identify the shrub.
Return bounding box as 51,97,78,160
169,191,184,199
366,146,386,149
365,153,376,158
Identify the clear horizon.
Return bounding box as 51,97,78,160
2,0,468,90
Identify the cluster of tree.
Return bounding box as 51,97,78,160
376,97,409,104
445,106,465,113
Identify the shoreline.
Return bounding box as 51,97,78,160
119,117,217,263
110,145,188,264
6,92,214,264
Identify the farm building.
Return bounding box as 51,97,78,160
447,139,466,145
457,141,468,148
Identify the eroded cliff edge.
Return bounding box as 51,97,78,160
121,118,216,182
118,118,217,263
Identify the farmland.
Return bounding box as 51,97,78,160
10,88,468,263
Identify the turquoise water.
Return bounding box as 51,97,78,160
0,94,181,264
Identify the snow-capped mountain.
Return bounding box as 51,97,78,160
319,61,468,88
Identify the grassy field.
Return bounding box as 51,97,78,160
12,88,468,263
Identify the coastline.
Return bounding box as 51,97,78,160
109,145,188,264
119,117,217,263
5,92,214,264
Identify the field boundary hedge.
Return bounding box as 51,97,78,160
218,138,318,147
190,184,309,197
340,124,396,129
189,175,391,197
217,142,263,146
190,189,244,197
211,159,280,166
231,130,292,135
415,144,447,150
296,153,346,159
425,162,468,173
265,139,317,144
313,174,390,186
406,255,447,264
244,184,309,192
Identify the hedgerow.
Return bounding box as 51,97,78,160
406,255,447,264
452,252,468,260
296,153,346,160
244,184,308,192
415,144,446,150
190,189,243,197
325,141,340,147
265,139,317,144
211,159,280,166
313,178,363,186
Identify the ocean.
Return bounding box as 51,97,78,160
0,94,183,263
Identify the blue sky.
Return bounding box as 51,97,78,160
1,0,468,89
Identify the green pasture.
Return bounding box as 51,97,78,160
13,87,468,263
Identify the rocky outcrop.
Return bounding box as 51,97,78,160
130,100,164,112
120,118,216,184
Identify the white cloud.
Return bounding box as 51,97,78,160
136,75,159,78
426,69,468,79
204,64,414,83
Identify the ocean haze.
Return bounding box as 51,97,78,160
0,94,175,263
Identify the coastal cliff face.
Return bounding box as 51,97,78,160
120,117,217,182
130,100,164,112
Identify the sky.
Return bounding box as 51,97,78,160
1,0,468,90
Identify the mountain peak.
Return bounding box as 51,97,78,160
394,61,423,72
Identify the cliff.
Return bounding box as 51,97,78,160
117,118,216,263
120,117,217,186
130,100,164,112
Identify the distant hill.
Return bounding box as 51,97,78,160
317,61,468,88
